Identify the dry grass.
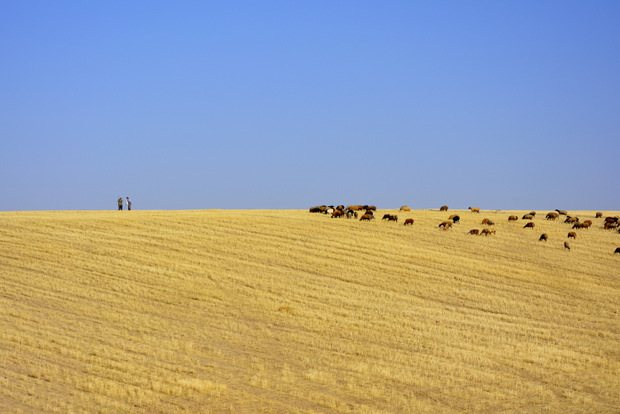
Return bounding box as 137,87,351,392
0,208,619,413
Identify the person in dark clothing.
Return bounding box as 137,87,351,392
118,197,123,210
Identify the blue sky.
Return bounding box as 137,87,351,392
1,1,619,211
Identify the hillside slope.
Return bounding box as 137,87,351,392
1,209,619,413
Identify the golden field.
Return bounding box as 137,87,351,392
0,208,619,413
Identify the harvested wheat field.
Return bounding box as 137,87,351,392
1,208,619,413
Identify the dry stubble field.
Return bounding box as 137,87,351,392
0,208,619,413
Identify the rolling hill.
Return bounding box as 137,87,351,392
1,208,619,413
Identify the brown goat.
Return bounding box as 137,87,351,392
572,222,590,229
539,233,548,242
439,221,452,230
508,215,518,221
382,214,398,222
468,229,479,235
440,205,448,211
469,207,480,213
404,218,414,225
524,222,535,229
567,232,577,239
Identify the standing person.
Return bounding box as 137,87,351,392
126,196,132,211
118,197,123,210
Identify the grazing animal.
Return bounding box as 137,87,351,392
573,222,591,229
360,213,373,221
331,210,344,218
480,229,496,236
522,214,534,220
382,214,398,222
347,205,364,211
346,210,357,219
565,216,579,224
469,207,480,213
564,241,571,250
400,206,411,212
439,221,452,230
529,211,537,217
567,232,576,239
481,218,490,225
614,247,620,254
539,233,548,242
556,209,568,216
546,212,559,220
583,220,592,227
596,212,603,218
524,222,535,229
309,206,323,213
508,215,518,221
486,220,495,226
604,221,619,230
451,215,460,223
468,229,479,235
440,205,449,211
404,218,414,226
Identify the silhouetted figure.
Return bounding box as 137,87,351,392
126,197,132,211
118,197,123,210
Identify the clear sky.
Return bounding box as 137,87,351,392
1,1,619,211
